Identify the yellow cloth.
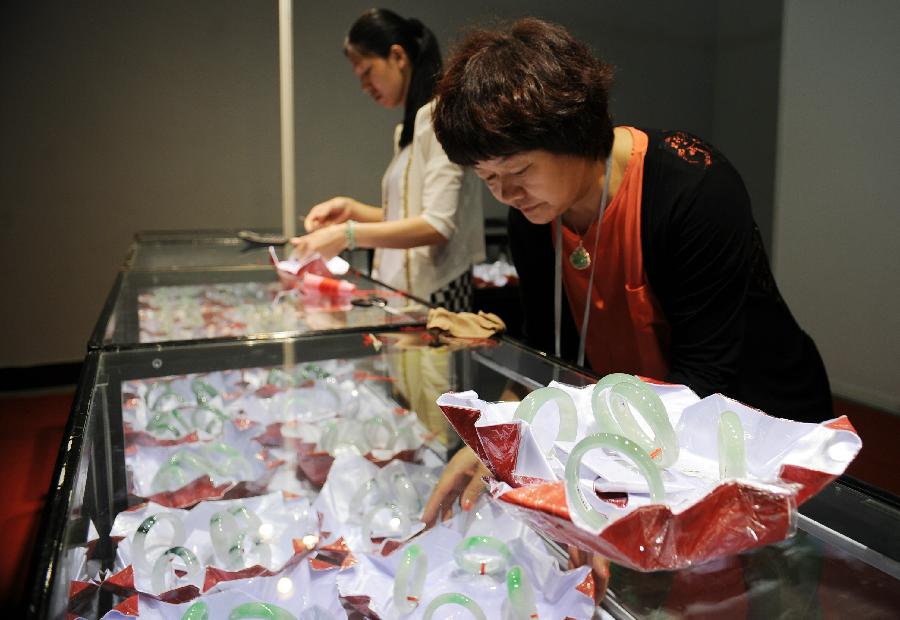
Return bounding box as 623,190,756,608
426,308,506,339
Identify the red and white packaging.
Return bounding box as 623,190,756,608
268,246,349,289
437,381,862,572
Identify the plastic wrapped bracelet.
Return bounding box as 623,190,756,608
564,433,665,532
191,405,227,436
181,601,209,620
150,546,202,593
591,377,679,468
363,416,398,450
393,544,428,615
505,565,539,620
390,471,422,515
228,602,298,620
453,535,512,576
147,382,181,412
151,450,213,493
422,593,488,620
718,410,747,479
362,503,411,548
132,512,186,572
513,387,578,453
191,379,219,405
349,479,384,518
203,443,251,479
146,410,183,438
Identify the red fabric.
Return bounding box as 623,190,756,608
554,127,670,380
0,391,71,607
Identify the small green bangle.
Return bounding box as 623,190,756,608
345,220,356,251
228,602,297,620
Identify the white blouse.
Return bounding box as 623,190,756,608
372,101,485,299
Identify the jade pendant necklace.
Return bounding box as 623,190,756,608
554,153,613,365
566,154,613,271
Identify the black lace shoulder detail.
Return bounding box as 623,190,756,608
661,131,714,168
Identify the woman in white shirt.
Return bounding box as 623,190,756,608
291,8,485,310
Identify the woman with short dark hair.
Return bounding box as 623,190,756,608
291,8,484,311
423,16,831,558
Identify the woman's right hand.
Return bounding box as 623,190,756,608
304,197,355,232
421,446,490,526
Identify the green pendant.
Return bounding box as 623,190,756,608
569,243,591,270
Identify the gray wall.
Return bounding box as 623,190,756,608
2,2,782,378
774,0,900,413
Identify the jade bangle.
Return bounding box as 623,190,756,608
422,593,488,620
390,470,422,515
146,410,182,438
506,565,539,620
228,602,297,620
362,503,411,548
191,379,219,405
150,545,202,593
513,387,578,452
266,368,294,388
203,443,250,479
191,405,227,436
453,535,512,576
181,601,209,620
564,433,665,531
393,544,428,615
718,410,747,480
591,376,679,468
363,415,398,450
349,479,383,518
132,512,186,572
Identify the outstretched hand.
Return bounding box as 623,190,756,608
421,446,491,526
289,225,346,261
304,197,354,232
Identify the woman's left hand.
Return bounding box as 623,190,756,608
290,224,347,261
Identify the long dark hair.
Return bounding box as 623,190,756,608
345,8,442,148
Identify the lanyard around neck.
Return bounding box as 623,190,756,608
554,152,613,366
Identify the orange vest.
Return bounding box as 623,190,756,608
553,127,670,380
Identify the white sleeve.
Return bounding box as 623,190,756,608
413,103,462,240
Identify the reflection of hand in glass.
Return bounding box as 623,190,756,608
421,446,490,525
568,545,610,604
304,309,348,331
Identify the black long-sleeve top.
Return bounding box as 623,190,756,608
508,129,832,423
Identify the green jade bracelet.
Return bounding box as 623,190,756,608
190,379,219,405
393,543,428,615
565,433,665,531
506,565,539,620
422,593,488,620
453,535,512,576
228,602,297,620
513,387,578,454
181,601,209,620
150,545,202,593
591,374,679,468
717,410,747,479
132,512,186,572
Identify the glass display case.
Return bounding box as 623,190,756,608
28,231,900,619
90,268,430,349
26,329,596,619
123,230,277,272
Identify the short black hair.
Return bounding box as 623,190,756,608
433,18,614,165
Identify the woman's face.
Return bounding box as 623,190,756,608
346,45,410,110
474,151,599,225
